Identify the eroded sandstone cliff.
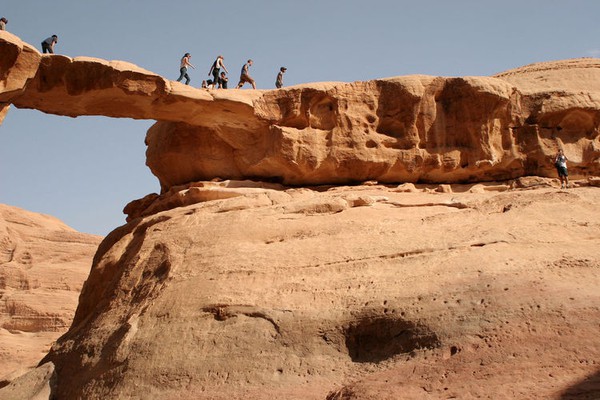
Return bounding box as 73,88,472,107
0,204,101,381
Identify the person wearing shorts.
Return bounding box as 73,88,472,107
236,59,256,89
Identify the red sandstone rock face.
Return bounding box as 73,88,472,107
2,31,600,192
0,204,101,381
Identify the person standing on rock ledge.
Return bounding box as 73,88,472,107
275,66,286,88
236,59,256,89
41,35,58,53
0,17,7,31
208,55,228,89
176,53,195,85
555,149,569,189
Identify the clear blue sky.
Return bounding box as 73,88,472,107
1,0,600,235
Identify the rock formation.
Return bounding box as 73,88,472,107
1,31,600,399
17,181,598,399
0,204,101,382
2,31,600,192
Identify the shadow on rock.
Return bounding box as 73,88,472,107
559,369,600,400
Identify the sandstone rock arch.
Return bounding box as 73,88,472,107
2,30,600,192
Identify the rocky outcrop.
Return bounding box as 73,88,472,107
32,183,600,399
2,31,600,192
146,77,527,190
140,67,600,189
0,204,102,381
0,362,56,399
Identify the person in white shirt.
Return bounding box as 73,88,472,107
41,35,58,54
554,149,569,189
208,55,228,89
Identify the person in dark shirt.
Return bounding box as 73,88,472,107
275,67,287,88
219,71,228,89
236,59,256,89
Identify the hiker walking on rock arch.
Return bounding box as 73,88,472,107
275,66,287,88
236,59,256,89
176,53,195,85
209,55,228,89
0,17,7,31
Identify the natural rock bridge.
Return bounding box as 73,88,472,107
2,30,600,193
